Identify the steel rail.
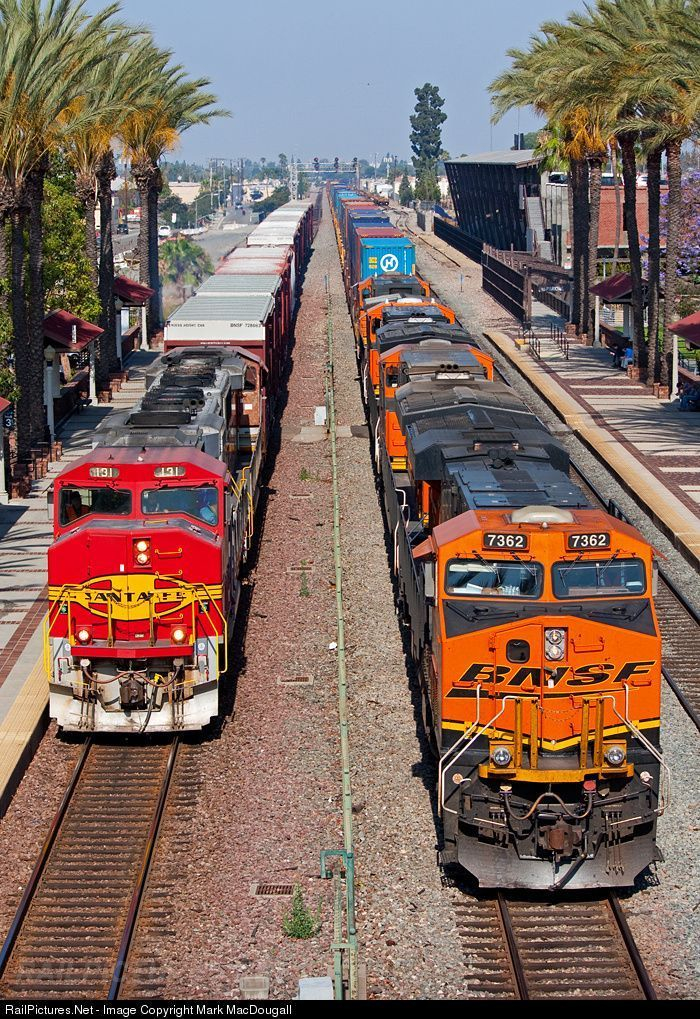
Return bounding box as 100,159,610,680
0,737,178,997
108,736,180,999
495,893,529,1000
0,738,93,979
608,893,657,1000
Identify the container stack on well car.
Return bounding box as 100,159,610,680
328,181,668,891
46,199,315,734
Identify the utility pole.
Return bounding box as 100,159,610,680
289,155,298,200
209,159,213,210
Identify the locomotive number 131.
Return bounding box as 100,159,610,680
483,532,528,549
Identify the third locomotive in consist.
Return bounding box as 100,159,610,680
329,183,668,890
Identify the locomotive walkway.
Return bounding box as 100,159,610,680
0,349,157,813
398,210,700,571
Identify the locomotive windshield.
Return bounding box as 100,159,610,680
142,485,219,525
446,559,543,598
552,557,646,598
59,486,132,525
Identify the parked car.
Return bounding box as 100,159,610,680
116,222,129,235
158,225,172,238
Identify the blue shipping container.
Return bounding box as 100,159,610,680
358,236,416,283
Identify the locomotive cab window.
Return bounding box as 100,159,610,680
142,485,219,526
552,558,646,598
445,559,543,598
59,486,132,525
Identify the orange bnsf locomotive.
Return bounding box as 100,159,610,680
329,183,667,889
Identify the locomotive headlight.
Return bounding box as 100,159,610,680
77,628,90,644
604,745,626,767
133,538,151,566
172,627,187,644
491,746,512,768
545,627,567,661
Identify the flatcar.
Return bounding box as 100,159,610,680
328,182,667,889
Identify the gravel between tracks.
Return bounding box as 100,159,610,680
404,210,700,999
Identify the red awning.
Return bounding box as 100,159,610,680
0,396,10,414
670,311,700,348
114,275,154,305
589,272,634,302
44,310,103,352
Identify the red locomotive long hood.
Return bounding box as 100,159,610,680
48,519,222,588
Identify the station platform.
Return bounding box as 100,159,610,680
0,349,157,814
483,330,700,571
399,213,700,572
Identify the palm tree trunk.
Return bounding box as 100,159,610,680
570,158,589,333
619,133,646,379
10,208,30,461
149,167,162,331
566,177,574,269
646,148,662,386
97,149,119,374
26,167,48,449
133,159,159,337
0,214,8,311
662,139,682,392
611,143,622,275
587,156,603,338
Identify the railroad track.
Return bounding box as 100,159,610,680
455,891,655,999
406,226,700,732
0,738,178,999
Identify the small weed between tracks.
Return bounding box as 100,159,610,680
282,884,322,939
299,571,310,597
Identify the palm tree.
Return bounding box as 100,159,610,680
0,0,121,459
64,38,157,384
119,57,226,334
489,28,596,334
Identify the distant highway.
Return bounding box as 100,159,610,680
112,207,254,267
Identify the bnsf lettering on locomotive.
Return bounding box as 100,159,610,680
457,660,656,687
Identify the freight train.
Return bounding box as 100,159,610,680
45,198,319,733
329,183,668,890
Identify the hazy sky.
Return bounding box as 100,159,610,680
89,0,586,165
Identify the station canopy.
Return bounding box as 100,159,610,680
670,310,700,350
43,310,103,353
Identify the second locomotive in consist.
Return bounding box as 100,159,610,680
329,183,668,890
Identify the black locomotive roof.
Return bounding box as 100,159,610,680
376,321,472,351
396,380,537,432
444,459,589,511
381,305,448,326
404,407,571,481
396,343,486,378
369,274,423,297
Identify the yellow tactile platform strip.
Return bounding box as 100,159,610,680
0,658,49,818
484,329,700,573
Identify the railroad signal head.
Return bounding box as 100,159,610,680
352,156,358,169
334,156,339,171
314,157,319,171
